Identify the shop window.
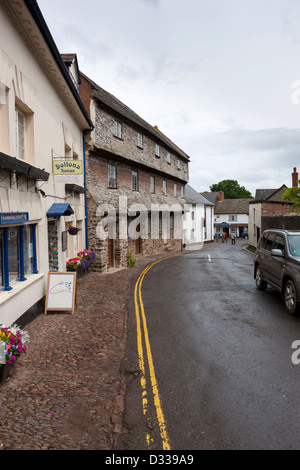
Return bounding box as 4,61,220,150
0,224,38,292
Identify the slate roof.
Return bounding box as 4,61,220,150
80,72,190,161
214,198,252,214
199,192,220,204
186,185,214,205
254,185,287,201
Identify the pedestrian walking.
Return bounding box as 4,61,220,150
225,232,228,242
221,232,225,243
231,231,236,245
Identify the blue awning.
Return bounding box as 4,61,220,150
46,203,74,219
218,222,230,226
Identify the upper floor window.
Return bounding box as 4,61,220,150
167,152,171,164
150,176,155,193
181,185,184,198
114,120,122,139
163,180,167,195
108,164,117,188
155,144,160,157
229,215,237,221
137,133,143,148
132,171,138,191
177,159,181,170
15,108,25,160
174,183,177,197
184,162,187,173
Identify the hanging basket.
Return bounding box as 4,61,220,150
67,227,80,236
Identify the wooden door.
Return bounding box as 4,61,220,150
108,237,114,268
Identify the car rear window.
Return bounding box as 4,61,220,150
288,235,300,257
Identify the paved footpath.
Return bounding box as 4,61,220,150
0,251,179,450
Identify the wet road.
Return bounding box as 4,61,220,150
123,239,300,450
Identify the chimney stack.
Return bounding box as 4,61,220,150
292,167,298,187
219,191,225,201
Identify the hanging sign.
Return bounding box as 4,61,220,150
45,272,77,314
53,160,83,175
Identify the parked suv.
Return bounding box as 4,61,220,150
254,229,300,315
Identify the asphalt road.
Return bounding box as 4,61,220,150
123,239,300,450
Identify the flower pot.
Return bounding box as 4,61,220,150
0,363,13,382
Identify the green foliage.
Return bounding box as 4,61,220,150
210,179,253,199
282,180,300,212
127,246,136,268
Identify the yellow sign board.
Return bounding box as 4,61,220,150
53,160,83,175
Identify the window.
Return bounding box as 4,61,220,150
137,133,143,148
108,164,117,188
273,235,285,254
0,224,38,292
163,180,167,195
155,144,160,157
167,152,171,164
229,215,237,221
150,176,155,193
132,171,138,191
114,120,122,139
184,162,187,173
174,183,177,197
265,233,275,251
15,108,25,160
181,185,184,198
177,159,181,170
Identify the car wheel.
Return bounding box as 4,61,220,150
283,280,298,315
255,266,267,290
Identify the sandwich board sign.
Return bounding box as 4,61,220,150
45,272,77,314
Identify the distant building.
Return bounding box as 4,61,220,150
183,185,214,249
201,191,250,238
248,168,298,248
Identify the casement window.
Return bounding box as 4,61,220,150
163,180,167,195
177,159,181,170
132,171,138,191
229,215,237,221
181,185,184,198
114,120,122,139
167,152,171,164
184,162,187,173
15,108,25,160
0,224,38,292
155,144,160,157
150,176,155,193
137,133,143,148
108,164,117,188
174,183,177,197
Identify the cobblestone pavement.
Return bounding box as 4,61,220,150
0,251,180,450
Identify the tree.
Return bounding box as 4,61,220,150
282,180,300,212
210,179,253,199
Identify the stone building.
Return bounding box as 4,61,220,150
79,73,190,272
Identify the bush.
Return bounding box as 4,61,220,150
127,247,136,268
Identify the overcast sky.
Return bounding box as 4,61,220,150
37,0,300,196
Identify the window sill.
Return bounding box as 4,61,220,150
0,273,44,306
113,135,123,141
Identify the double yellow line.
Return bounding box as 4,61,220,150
134,256,177,450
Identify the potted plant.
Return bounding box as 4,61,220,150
0,324,29,382
66,257,89,272
77,249,96,262
67,224,81,236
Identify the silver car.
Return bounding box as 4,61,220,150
254,229,300,315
